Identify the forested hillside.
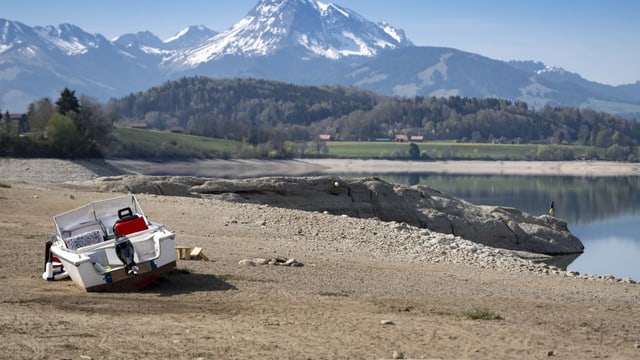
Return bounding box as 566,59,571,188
5,77,639,160
108,77,640,153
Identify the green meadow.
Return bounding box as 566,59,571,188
325,141,603,160
114,127,605,160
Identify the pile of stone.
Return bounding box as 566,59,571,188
238,257,303,267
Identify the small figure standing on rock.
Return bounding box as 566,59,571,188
549,201,555,217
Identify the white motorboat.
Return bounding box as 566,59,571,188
44,195,176,292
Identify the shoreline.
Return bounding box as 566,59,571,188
108,158,640,179
2,158,640,184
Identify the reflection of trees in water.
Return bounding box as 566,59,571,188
407,173,421,186
362,173,640,224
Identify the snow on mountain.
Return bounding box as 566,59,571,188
163,25,218,50
0,19,32,54
35,23,98,55
379,21,405,44
508,61,575,79
165,28,191,43
112,31,171,59
114,31,165,49
536,65,568,76
112,26,218,59
1,3,638,117
1,19,28,44
0,19,110,58
169,0,412,68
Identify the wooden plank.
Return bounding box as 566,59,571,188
175,246,191,260
190,247,208,261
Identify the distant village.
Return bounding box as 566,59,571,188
130,121,428,142
318,132,522,144
319,134,423,142
129,121,526,144
4,113,523,145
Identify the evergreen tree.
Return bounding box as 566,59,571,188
55,88,80,115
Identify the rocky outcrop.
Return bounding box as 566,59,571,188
398,186,583,254
73,175,584,255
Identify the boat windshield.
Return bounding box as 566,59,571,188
53,195,145,237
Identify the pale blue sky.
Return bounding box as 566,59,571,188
3,0,639,85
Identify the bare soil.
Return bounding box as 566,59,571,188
1,167,639,359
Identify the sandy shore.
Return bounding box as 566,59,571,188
305,159,640,177
1,158,640,359
107,158,640,178
3,158,638,183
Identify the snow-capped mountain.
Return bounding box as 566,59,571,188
112,31,170,61
163,25,218,50
114,31,166,50
0,0,638,118
114,26,217,56
0,18,162,108
168,0,412,68
0,19,108,58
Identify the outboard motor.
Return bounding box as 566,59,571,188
115,237,139,275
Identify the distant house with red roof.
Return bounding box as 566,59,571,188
131,122,149,129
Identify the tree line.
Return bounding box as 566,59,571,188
3,76,640,160
107,77,640,160
0,88,116,158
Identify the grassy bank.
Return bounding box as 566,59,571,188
114,127,605,161
325,141,604,160
114,127,239,158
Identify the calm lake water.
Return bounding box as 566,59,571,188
344,173,640,280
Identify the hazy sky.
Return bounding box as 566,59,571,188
3,0,639,85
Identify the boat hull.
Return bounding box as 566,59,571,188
50,228,177,292
85,260,176,292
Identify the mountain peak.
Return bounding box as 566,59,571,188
163,25,217,49
172,0,412,67
536,65,568,75
114,31,164,48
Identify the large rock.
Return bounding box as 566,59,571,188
398,186,583,254
73,175,584,255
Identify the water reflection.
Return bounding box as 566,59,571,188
569,214,640,279
345,173,640,224
538,254,582,270
568,236,640,279
338,172,640,280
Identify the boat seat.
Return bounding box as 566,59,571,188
113,207,148,237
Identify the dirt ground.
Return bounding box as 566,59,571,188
1,180,639,359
